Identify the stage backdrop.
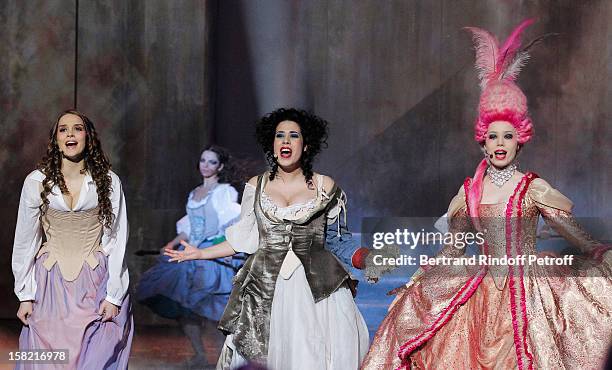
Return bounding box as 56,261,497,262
1,0,610,323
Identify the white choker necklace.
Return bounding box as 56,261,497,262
487,163,517,187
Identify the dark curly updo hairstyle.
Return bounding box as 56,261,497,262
255,108,328,183
37,110,115,229
200,144,246,195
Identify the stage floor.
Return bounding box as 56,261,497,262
0,320,223,369
0,267,410,369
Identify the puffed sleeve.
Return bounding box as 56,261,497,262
101,172,129,306
529,178,606,255
225,183,259,254
176,215,190,236
528,178,573,212
12,172,44,301
211,184,241,231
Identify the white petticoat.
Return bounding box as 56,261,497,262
218,264,369,370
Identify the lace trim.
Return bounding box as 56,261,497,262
260,191,317,220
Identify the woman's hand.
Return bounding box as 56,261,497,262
98,300,120,322
160,241,175,255
164,240,201,262
364,245,401,283
17,301,33,325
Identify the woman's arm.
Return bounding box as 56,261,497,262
163,232,189,250
531,178,610,259
13,173,44,326
164,240,236,261
12,174,43,303
325,195,368,269
102,173,129,307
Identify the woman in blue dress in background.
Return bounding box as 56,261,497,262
137,144,243,367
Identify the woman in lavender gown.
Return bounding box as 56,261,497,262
12,110,133,369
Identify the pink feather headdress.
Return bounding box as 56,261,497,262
465,19,536,222
466,18,535,144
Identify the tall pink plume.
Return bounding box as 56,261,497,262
496,18,536,78
464,27,499,90
466,18,536,89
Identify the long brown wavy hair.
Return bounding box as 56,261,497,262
37,110,115,229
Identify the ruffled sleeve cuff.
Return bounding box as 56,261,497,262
104,294,123,307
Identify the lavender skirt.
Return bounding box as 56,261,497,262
17,252,133,370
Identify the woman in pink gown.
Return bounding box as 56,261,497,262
362,19,612,370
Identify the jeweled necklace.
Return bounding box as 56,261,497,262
487,162,517,187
